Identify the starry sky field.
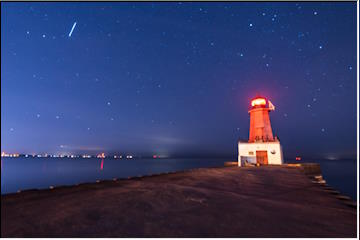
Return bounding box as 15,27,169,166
1,2,357,159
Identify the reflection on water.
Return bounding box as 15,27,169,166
100,158,104,171
1,157,357,200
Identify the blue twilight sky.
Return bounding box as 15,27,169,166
1,2,357,159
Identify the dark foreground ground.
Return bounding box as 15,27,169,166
1,165,357,237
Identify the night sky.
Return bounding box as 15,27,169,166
1,2,357,159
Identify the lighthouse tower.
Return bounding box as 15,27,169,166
238,96,283,166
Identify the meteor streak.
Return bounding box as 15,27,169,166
68,22,77,37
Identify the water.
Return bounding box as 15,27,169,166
1,157,226,194
285,158,357,200
1,157,357,200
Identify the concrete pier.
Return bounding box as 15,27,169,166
1,165,356,237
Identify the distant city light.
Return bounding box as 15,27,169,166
2,152,20,158
0,152,142,159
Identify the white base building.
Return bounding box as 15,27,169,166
238,141,284,167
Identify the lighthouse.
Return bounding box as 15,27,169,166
238,96,284,166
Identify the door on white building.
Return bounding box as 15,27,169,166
256,151,268,165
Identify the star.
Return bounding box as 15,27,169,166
0,3,356,163
321,128,325,132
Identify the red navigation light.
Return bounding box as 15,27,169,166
251,98,266,107
153,155,157,159
295,157,301,161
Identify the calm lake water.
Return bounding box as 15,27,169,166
1,157,357,200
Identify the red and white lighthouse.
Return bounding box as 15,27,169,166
238,96,283,166
249,96,274,142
